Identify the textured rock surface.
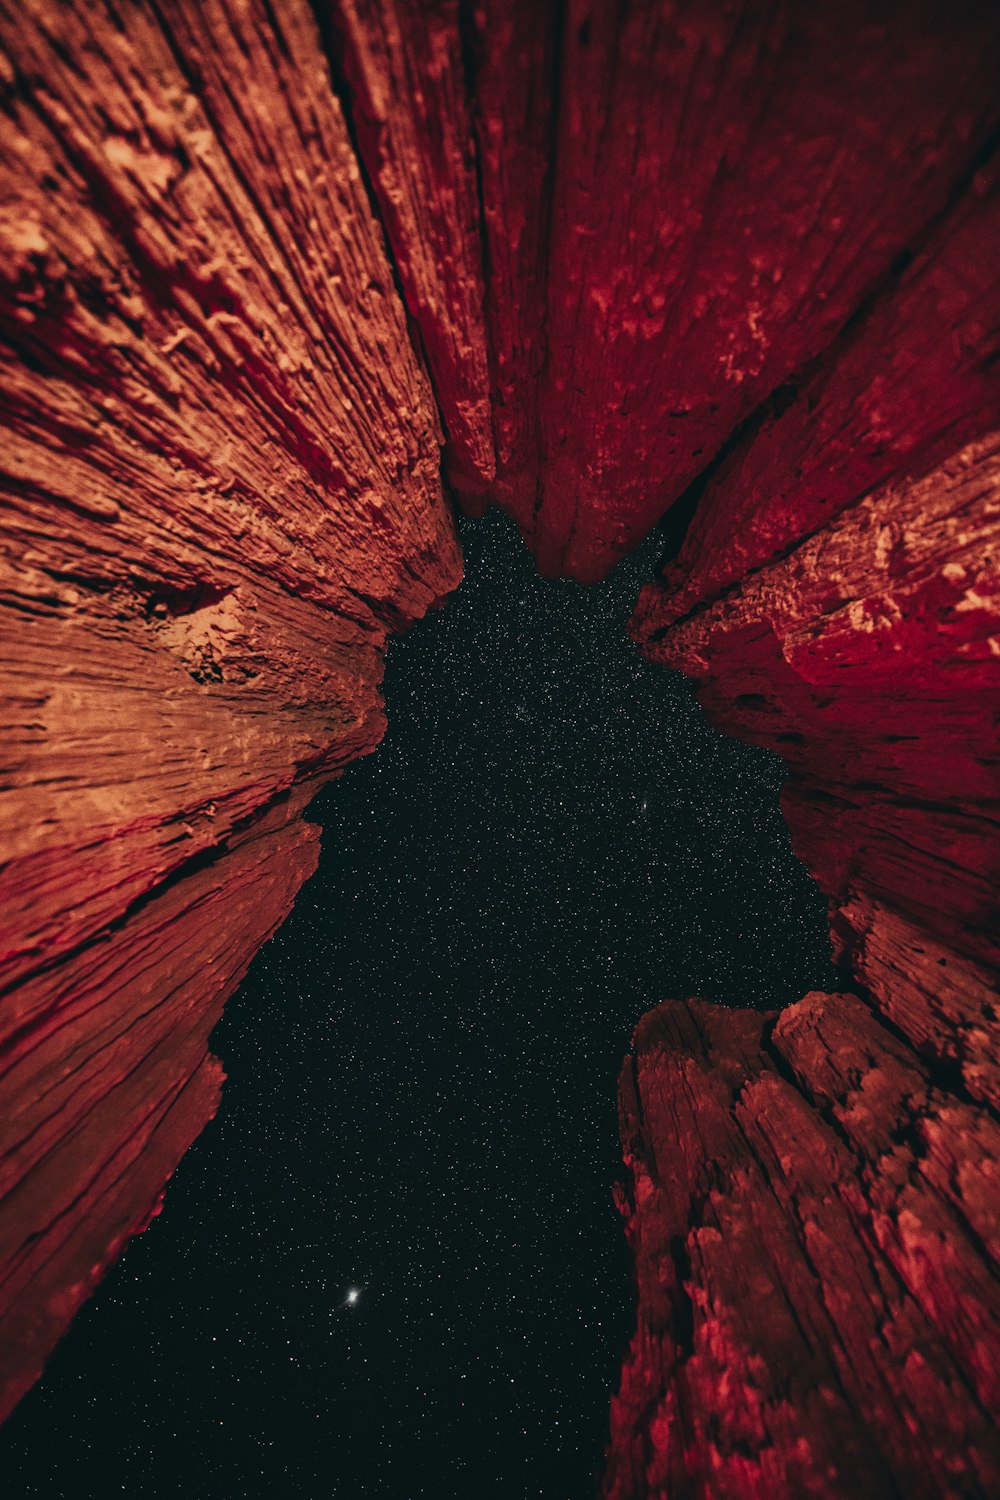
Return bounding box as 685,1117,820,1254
0,0,460,1422
635,432,1000,1054
622,199,999,1500
323,0,496,497
2,0,998,1488
0,792,320,1426
530,0,1000,579
605,995,1000,1499
651,158,1000,628
466,0,558,522
321,0,1000,581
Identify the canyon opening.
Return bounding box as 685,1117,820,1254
2,510,841,1494
0,2,997,1499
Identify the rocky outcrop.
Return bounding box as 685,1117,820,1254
619,133,999,1500
0,790,322,1428
634,430,1000,1041
465,0,558,523
324,0,496,497
615,429,1000,1492
531,0,1000,581
605,995,1000,1499
647,155,1000,631
0,0,460,1421
317,0,1000,581
1,0,998,1486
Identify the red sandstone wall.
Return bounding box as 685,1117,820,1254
619,431,1000,1495
0,0,460,1421
533,0,1000,580
1,0,998,1487
616,54,999,1481
325,0,497,497
321,0,1000,580
605,994,1000,1499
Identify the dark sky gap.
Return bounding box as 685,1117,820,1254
2,509,840,1499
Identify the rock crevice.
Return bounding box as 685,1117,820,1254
0,3,997,1490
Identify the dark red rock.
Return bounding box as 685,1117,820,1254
605,995,1000,1500
634,432,1000,1014
0,792,320,1422
533,0,1000,580
647,157,1000,629
324,0,497,497
626,275,999,1496
465,0,558,526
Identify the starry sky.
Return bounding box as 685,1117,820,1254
2,507,841,1499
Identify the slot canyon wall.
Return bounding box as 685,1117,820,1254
1,1,997,1494
0,0,464,1422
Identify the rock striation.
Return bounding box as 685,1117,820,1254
614,425,1000,1492
605,994,1000,1499
313,0,1000,581
634,429,1000,1054
618,112,999,1500
324,0,497,498
1,0,998,1491
532,0,1000,581
0,0,460,1422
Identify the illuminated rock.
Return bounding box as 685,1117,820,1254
0,0,460,1421
1,3,997,1486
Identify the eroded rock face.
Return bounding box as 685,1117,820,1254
531,0,1000,582
621,169,999,1500
0,0,460,1421
326,0,497,497
604,995,1000,1499
325,0,1000,580
1,0,998,1486
615,429,1000,1490
634,432,1000,1039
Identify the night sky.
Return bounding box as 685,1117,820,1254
3,508,840,1498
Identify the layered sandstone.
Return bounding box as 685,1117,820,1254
605,995,1000,1499
634,430,1000,1035
619,133,999,1500
0,0,460,1422
616,430,1000,1492
324,0,496,497
314,1,1000,581
1,0,998,1491
531,0,1000,580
